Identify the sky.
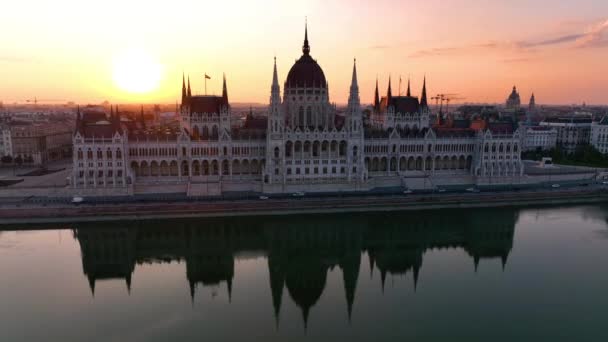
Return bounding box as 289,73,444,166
0,0,607,106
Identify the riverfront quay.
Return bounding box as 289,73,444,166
1,186,607,225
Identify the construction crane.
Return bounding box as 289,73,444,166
25,97,67,105
431,94,464,115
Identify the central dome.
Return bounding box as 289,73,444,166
285,24,327,89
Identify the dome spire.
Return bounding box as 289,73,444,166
303,18,310,55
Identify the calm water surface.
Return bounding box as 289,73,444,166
1,205,608,341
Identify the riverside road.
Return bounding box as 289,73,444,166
1,185,607,225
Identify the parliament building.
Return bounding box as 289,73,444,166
71,25,523,196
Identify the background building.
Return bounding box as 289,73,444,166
540,115,591,153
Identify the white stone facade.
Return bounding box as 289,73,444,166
71,29,524,196
591,117,608,154
522,126,558,151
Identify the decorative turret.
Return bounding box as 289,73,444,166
303,19,310,56
406,77,411,97
347,59,362,134
187,76,192,98
181,73,187,105
387,76,393,106
529,93,536,111
374,77,380,111
222,73,229,106
420,76,428,110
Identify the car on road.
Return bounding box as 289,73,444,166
466,187,480,193
551,184,561,188
292,192,305,197
403,189,413,194
436,188,447,193
71,196,84,204
259,196,269,200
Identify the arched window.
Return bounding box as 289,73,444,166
298,106,304,127
306,107,312,127
116,149,122,158
274,147,280,158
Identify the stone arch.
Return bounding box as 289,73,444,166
211,160,219,175
313,141,320,157
442,156,450,170
203,160,210,176
202,126,209,140
371,157,379,172
160,161,169,176
295,141,302,154
425,156,433,171
181,160,189,177
416,157,423,170
242,159,250,174
459,156,466,169
390,157,397,172
380,157,388,172
232,159,241,175
192,160,201,176
222,160,230,175
451,156,458,170
399,156,407,171
251,159,259,174
435,156,441,171
339,141,347,157
151,161,159,176
170,161,178,176
285,141,293,157
131,161,140,177
407,156,415,170
140,161,149,176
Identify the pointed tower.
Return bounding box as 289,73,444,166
75,106,82,133
181,73,187,105
303,19,310,56
347,58,362,134
187,76,192,98
406,77,411,97
420,76,428,110
387,76,393,105
373,77,380,112
222,73,229,106
268,57,282,133
529,93,536,111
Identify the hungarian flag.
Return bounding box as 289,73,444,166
204,74,211,79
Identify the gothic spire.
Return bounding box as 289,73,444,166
420,76,428,109
272,57,280,93
187,75,192,98
387,76,393,105
406,77,411,97
303,18,310,56
350,58,358,93
222,73,229,105
182,72,187,104
374,77,380,111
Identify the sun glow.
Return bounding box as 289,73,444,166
112,48,162,94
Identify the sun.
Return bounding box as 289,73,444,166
112,48,162,94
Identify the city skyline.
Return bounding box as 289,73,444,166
1,0,607,106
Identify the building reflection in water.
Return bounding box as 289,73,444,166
73,209,516,327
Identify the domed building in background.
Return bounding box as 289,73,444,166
506,86,521,110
